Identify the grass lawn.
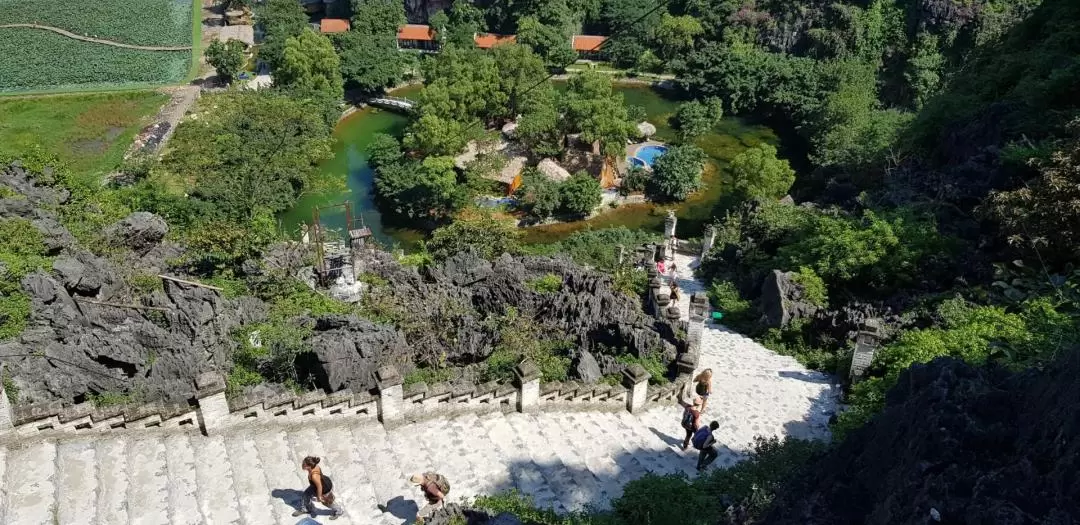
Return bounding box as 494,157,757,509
0,91,167,178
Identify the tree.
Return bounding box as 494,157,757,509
559,172,602,216
367,133,403,169
417,47,503,123
904,31,943,110
651,14,703,60
164,91,334,220
516,168,561,219
517,104,563,157
563,72,634,158
491,43,551,117
206,39,247,84
426,211,522,261
672,98,723,142
445,0,485,46
275,30,344,100
403,111,470,156
332,31,403,94
350,0,406,36
516,16,576,68
648,144,705,201
730,143,795,200
255,0,308,70
374,155,464,218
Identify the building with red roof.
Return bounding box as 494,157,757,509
474,33,517,49
572,35,608,59
397,24,438,50
319,18,350,34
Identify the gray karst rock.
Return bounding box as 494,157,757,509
760,269,819,329
572,349,603,383
305,315,410,392
104,211,168,253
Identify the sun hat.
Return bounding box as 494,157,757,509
409,473,425,484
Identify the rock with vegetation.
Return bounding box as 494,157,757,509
103,211,168,254
766,353,1080,524
305,314,410,392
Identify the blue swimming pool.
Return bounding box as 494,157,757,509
627,144,668,169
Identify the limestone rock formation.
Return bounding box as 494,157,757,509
104,211,169,253
572,349,603,384
765,353,1080,524
760,269,817,328
305,315,410,392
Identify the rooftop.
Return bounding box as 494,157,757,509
398,24,436,41
474,33,517,49
320,18,351,33
572,35,608,52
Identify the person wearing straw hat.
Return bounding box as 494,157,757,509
410,471,450,523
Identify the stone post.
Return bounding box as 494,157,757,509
195,372,229,435
376,366,404,426
514,360,541,413
664,210,677,239
0,364,13,434
701,224,717,260
687,295,707,353
848,320,882,383
622,364,651,414
648,274,663,316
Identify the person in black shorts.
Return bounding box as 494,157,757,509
293,456,343,520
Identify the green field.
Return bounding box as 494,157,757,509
0,28,189,92
0,0,192,46
0,91,168,177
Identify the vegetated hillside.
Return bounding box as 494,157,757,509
763,352,1080,524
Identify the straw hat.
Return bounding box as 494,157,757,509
409,473,425,484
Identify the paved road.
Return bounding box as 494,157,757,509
0,253,839,524
0,24,192,51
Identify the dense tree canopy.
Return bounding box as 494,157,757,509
274,30,345,100
647,144,705,201
559,172,602,217
671,98,723,142
730,143,796,200
206,39,247,84
254,0,308,70
563,72,634,158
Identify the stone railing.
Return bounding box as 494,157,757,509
0,292,710,440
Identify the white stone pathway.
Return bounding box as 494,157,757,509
0,253,839,524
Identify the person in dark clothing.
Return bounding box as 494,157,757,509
691,421,721,471
680,396,703,449
293,456,343,520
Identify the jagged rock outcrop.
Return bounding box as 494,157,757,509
304,314,410,392
572,349,603,384
425,503,525,525
104,211,168,254
763,353,1080,524
760,270,817,329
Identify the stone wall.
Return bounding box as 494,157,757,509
0,289,710,441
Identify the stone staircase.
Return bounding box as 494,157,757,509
0,251,841,524
0,408,711,525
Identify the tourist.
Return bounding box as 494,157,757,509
694,369,713,413
680,396,703,449
670,262,679,282
657,259,666,275
293,456,343,520
410,471,450,523
692,421,721,471
670,280,681,301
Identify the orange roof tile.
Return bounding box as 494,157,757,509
397,24,436,41
320,19,350,33
474,33,516,49
572,35,607,51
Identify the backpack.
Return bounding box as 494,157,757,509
691,427,712,450
432,473,450,495
680,407,696,430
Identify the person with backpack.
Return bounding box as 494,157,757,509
293,456,343,520
691,421,720,471
410,471,450,523
694,369,713,413
680,396,703,449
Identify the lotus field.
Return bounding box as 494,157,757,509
0,0,196,92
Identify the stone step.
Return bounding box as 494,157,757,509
192,435,242,524
224,429,277,524
162,433,202,525
56,441,96,525
95,437,129,525
5,441,57,525
0,447,7,524
127,436,172,525
318,425,383,523
477,412,563,512
250,427,306,524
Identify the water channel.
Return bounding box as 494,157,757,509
279,82,780,249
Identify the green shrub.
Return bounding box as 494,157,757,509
481,307,572,383
88,391,134,407
358,272,389,287
706,280,753,330
526,274,563,294
227,365,265,394
403,366,454,387
0,218,50,339
616,353,669,384
128,273,164,294
2,368,19,404
472,489,609,525
791,267,828,307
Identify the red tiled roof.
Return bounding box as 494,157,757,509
397,24,436,41
474,33,516,48
572,35,607,51
320,19,350,33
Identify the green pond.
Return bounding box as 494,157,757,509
280,83,779,248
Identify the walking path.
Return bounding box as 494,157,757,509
0,253,839,524
0,24,192,51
